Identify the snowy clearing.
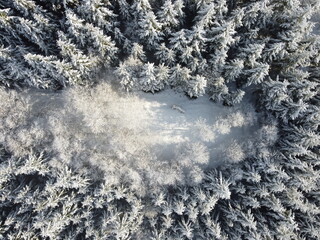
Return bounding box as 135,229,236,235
0,81,276,193
134,87,259,166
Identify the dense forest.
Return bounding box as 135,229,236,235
0,0,319,239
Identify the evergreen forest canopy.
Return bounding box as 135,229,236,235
0,0,320,239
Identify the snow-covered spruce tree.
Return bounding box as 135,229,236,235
126,0,153,42
24,53,73,88
139,62,165,93
0,45,35,88
157,0,183,36
155,43,176,66
169,63,192,90
137,11,163,50
8,0,58,55
114,42,148,91
115,61,135,91
186,74,207,98
64,10,118,65
76,0,116,33
156,63,170,88
57,32,100,85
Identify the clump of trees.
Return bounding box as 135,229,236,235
1,0,318,104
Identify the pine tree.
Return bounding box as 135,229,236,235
0,46,31,87
186,75,207,98
57,32,99,84
129,0,152,38
24,53,69,88
115,61,136,91
157,0,180,35
65,10,117,64
139,62,165,93
209,77,228,102
188,25,206,59
207,20,238,75
76,0,116,33
169,29,188,55
245,62,270,86
138,11,163,50
223,59,244,83
156,63,170,86
155,43,176,66
169,64,191,88
118,0,131,21
194,2,216,28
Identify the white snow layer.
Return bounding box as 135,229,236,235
133,87,258,166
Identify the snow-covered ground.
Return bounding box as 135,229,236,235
134,88,259,166
0,81,277,193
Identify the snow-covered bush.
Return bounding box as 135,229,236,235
223,140,245,163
